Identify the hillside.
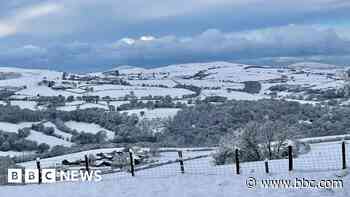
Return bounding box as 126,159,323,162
0,61,349,156
0,62,350,197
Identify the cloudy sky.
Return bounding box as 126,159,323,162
1,0,350,72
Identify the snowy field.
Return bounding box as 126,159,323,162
201,89,268,101
10,101,38,110
1,62,350,197
128,79,177,87
43,122,72,140
2,141,349,197
1,171,348,197
0,140,347,197
88,85,193,99
26,130,73,147
0,62,347,111
0,121,72,147
19,147,125,169
0,122,37,133
0,151,33,157
150,62,282,82
64,121,115,140
121,108,180,119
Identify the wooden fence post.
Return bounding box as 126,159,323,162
129,151,135,176
178,151,185,174
235,148,240,175
22,168,25,184
288,145,293,171
84,155,90,173
342,141,347,170
36,157,42,184
264,159,269,174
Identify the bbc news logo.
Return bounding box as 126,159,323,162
8,169,102,184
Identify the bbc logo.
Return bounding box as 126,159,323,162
8,169,56,184
8,169,102,183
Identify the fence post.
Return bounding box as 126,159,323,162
22,168,25,185
36,158,42,184
342,141,347,170
235,148,240,175
129,151,135,176
288,145,293,171
264,159,269,174
84,155,90,173
178,151,185,174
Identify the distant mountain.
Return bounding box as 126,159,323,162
287,62,338,70
109,65,148,74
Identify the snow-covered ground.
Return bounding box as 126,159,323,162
0,122,38,133
79,103,109,110
2,140,349,197
57,101,128,111
0,151,34,157
1,62,350,196
175,79,244,89
26,130,73,147
121,108,180,119
0,121,72,148
201,89,267,101
1,171,347,197
43,122,72,140
0,67,61,88
150,62,282,82
10,101,38,110
128,79,177,87
56,105,79,111
20,147,125,169
64,121,115,140
0,61,347,110
17,86,78,97
88,85,193,99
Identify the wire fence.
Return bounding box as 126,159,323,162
0,140,349,185
127,141,349,178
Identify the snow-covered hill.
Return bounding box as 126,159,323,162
0,61,347,157
288,62,338,70
0,61,344,104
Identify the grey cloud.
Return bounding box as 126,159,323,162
1,1,350,71
3,0,350,41
2,25,350,71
